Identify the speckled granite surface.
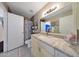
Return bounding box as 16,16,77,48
32,33,79,57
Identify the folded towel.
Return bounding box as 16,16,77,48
65,33,77,42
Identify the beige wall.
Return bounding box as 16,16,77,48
76,3,79,30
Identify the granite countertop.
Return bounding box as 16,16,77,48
40,32,65,39
32,33,79,57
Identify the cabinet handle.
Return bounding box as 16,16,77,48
39,47,41,52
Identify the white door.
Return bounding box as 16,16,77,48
8,13,24,51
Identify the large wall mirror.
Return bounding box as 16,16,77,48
40,2,78,44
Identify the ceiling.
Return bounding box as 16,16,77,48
5,2,47,18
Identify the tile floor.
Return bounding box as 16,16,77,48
0,45,32,57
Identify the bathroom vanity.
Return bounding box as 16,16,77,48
31,33,79,57
31,3,79,57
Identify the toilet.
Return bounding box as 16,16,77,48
25,40,32,47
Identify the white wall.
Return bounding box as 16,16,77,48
0,7,4,17
0,18,3,42
0,3,8,52
59,15,76,35
24,19,32,40
0,3,4,42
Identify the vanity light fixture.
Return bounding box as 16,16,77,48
42,4,59,17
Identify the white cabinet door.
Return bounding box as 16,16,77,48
8,13,24,51
55,49,69,57
39,40,54,56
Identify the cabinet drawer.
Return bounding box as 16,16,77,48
55,49,69,57
39,47,53,57
39,40,54,56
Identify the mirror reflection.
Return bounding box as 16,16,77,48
40,3,77,44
